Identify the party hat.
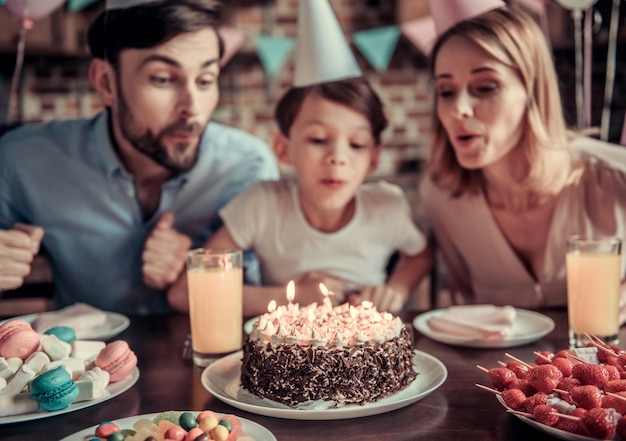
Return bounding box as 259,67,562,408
428,0,505,36
106,0,156,10
293,0,362,87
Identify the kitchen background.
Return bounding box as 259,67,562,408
0,0,624,311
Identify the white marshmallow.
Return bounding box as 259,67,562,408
24,352,50,374
0,365,36,397
43,358,85,380
40,334,71,361
71,340,106,362
75,367,110,402
0,357,23,380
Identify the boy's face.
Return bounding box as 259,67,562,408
111,28,221,173
278,93,380,214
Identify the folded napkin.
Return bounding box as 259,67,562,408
33,303,108,338
427,305,517,340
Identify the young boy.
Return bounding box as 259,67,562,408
168,77,431,316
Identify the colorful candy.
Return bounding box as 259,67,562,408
94,411,252,441
95,421,121,438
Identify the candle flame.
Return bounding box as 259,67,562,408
287,280,295,303
349,305,357,319
268,300,277,312
319,283,329,296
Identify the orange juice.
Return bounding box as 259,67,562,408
187,266,243,354
566,252,621,338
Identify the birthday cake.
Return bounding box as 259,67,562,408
241,299,416,408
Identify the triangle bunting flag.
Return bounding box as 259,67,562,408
352,25,400,72
254,35,295,77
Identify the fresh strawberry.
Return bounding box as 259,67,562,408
603,379,626,393
527,364,563,394
551,357,573,378
506,360,530,379
582,407,616,440
597,347,618,364
601,391,626,415
570,385,603,410
533,404,559,426
572,364,610,389
501,388,526,410
604,364,620,382
555,349,575,359
554,414,586,436
488,367,517,390
535,351,553,365
618,353,626,370
512,379,536,397
569,407,590,436
556,377,581,405
557,376,581,392
523,393,549,413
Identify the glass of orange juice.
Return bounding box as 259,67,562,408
186,248,243,367
566,235,622,348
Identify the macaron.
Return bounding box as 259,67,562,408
43,326,76,343
95,340,137,383
30,366,79,411
0,319,41,360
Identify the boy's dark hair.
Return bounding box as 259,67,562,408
275,77,388,145
87,0,224,66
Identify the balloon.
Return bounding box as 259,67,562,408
4,0,66,21
555,0,599,10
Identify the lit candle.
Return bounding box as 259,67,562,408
318,283,333,310
286,280,295,304
268,300,277,313
286,280,297,314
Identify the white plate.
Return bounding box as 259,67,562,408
202,350,447,420
0,367,139,425
496,395,602,441
244,316,259,334
0,312,130,341
59,411,277,441
413,307,555,348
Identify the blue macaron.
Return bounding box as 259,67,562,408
43,326,76,343
30,366,79,411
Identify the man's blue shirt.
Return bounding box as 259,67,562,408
0,112,278,314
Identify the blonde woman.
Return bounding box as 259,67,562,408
420,6,626,321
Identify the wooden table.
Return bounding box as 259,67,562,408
1,308,622,441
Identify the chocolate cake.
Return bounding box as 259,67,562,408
241,301,416,408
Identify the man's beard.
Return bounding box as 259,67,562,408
117,91,206,174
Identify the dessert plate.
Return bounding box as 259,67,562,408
0,367,139,425
413,307,554,348
202,350,447,420
0,311,130,341
59,411,277,441
244,316,259,334
496,396,600,441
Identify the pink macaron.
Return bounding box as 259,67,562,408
95,340,137,383
0,319,40,360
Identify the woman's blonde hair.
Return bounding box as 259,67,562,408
427,7,570,196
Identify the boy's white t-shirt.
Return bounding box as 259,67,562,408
219,179,427,292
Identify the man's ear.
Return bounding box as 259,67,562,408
273,132,293,165
89,59,116,107
367,145,383,174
